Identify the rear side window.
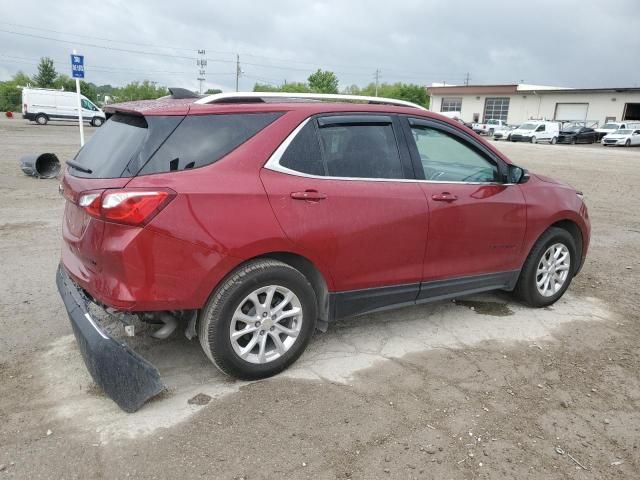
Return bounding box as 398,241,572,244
280,121,325,176
139,112,282,175
72,114,148,178
318,124,403,179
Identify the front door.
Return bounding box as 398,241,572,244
402,117,527,288
260,115,429,315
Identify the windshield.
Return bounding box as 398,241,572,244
617,129,633,134
519,123,538,130
602,123,619,130
563,126,581,132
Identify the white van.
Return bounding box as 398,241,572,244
509,121,560,144
22,87,106,126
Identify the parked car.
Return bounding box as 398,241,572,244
510,121,560,144
493,124,518,141
472,118,508,136
594,122,640,141
557,126,597,144
21,87,106,126
56,91,590,412
601,128,640,147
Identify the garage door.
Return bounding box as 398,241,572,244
554,103,589,122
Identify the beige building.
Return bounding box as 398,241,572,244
427,84,640,126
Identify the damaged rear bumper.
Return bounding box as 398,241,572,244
56,264,165,412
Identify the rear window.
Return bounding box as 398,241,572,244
138,112,282,175
71,114,149,178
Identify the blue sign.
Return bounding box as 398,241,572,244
71,54,84,78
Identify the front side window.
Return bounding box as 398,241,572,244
81,99,96,111
536,125,545,132
317,123,403,179
410,125,499,183
441,97,462,113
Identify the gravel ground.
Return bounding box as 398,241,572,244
0,117,639,479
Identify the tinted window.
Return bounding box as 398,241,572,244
280,121,325,176
410,126,499,183
71,114,148,178
139,112,282,175
318,123,403,179
536,124,545,132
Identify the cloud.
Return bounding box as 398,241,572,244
1,0,638,90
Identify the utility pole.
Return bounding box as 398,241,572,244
374,69,381,97
464,72,471,86
235,54,241,92
197,49,207,94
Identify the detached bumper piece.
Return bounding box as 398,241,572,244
56,265,165,412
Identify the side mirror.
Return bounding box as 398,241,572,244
508,165,530,184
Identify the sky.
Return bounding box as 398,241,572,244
1,0,639,92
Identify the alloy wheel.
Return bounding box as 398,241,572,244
229,285,303,364
536,243,571,297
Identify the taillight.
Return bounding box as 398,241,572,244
77,189,175,226
23,103,27,113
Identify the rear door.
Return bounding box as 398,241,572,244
260,114,429,312
402,116,526,290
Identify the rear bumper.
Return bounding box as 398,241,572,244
56,264,165,412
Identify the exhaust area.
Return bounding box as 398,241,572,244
151,312,178,340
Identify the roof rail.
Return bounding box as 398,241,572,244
194,92,427,110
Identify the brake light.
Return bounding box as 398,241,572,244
77,189,175,226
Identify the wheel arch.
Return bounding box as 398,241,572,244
531,219,584,275
209,251,332,332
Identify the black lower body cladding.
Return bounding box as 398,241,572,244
55,265,165,412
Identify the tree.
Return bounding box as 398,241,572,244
205,88,222,94
110,81,168,102
53,75,98,103
0,71,32,112
307,69,339,94
253,82,309,93
351,82,430,108
33,57,57,88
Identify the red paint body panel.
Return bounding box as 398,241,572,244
59,102,591,314
420,183,527,280
260,169,429,291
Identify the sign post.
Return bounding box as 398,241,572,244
71,51,85,147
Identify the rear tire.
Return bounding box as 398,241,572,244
198,259,317,380
550,136,557,145
35,114,48,125
514,227,577,308
625,139,631,147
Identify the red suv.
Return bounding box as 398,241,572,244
57,91,590,411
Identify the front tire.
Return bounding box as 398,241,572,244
198,259,317,380
91,117,104,127
514,227,577,307
625,139,631,147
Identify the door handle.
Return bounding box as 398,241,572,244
432,192,458,202
290,190,327,201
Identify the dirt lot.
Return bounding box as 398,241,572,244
0,117,639,479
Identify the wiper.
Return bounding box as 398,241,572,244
66,160,93,174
